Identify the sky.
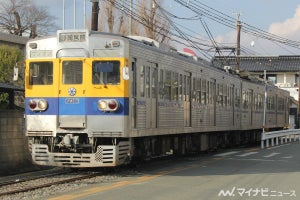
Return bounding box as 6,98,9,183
27,0,300,57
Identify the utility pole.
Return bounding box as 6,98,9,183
129,0,132,35
236,13,242,73
91,0,99,31
74,0,76,29
63,0,65,30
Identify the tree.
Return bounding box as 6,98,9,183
137,0,170,43
98,0,171,43
0,0,57,38
98,0,128,35
0,45,24,107
0,45,23,84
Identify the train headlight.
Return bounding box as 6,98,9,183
37,99,48,110
28,99,48,111
97,99,119,112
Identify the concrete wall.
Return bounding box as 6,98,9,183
0,110,33,175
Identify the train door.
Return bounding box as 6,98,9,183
145,63,158,128
184,73,191,127
231,84,235,126
131,58,137,128
249,89,253,126
58,59,86,128
210,79,216,126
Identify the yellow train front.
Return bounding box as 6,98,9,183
25,30,131,167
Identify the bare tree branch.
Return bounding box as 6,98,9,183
0,0,57,38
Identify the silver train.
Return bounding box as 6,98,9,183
25,30,290,167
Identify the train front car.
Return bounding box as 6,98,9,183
25,30,131,167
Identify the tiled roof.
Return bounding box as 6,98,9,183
0,83,24,92
212,56,300,72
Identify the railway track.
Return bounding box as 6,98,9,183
0,168,104,197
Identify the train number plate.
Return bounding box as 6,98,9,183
65,98,79,104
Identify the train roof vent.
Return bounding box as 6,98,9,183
127,35,160,48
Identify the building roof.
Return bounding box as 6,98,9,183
0,83,24,92
0,32,28,45
212,55,300,72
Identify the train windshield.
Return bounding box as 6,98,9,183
29,62,53,85
62,61,83,84
92,61,120,85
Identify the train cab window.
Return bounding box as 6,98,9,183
29,62,53,85
92,61,120,85
62,61,82,84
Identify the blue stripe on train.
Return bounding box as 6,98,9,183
25,97,129,115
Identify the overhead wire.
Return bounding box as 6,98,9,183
103,0,216,60
175,0,300,51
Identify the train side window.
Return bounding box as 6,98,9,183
201,80,206,104
29,62,53,85
165,70,171,100
179,74,183,101
92,61,120,85
159,69,164,99
140,65,145,97
145,66,150,98
172,72,179,101
151,66,158,98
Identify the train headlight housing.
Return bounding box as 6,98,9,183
28,99,37,110
38,99,48,110
97,99,119,112
28,99,48,111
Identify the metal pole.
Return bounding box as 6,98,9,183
129,0,132,35
63,0,65,29
263,70,267,133
74,0,76,29
84,0,86,29
236,15,241,73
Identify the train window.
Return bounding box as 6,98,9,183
209,80,216,105
224,85,228,107
140,66,145,97
29,62,53,85
179,74,183,101
159,69,164,99
218,84,223,106
193,78,200,103
145,66,150,98
165,71,171,100
152,67,158,98
92,61,120,85
186,76,191,101
172,72,179,101
62,61,82,84
235,88,240,107
201,80,206,104
242,90,248,109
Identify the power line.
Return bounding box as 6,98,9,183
174,0,300,50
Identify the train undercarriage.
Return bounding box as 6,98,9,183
28,129,264,168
